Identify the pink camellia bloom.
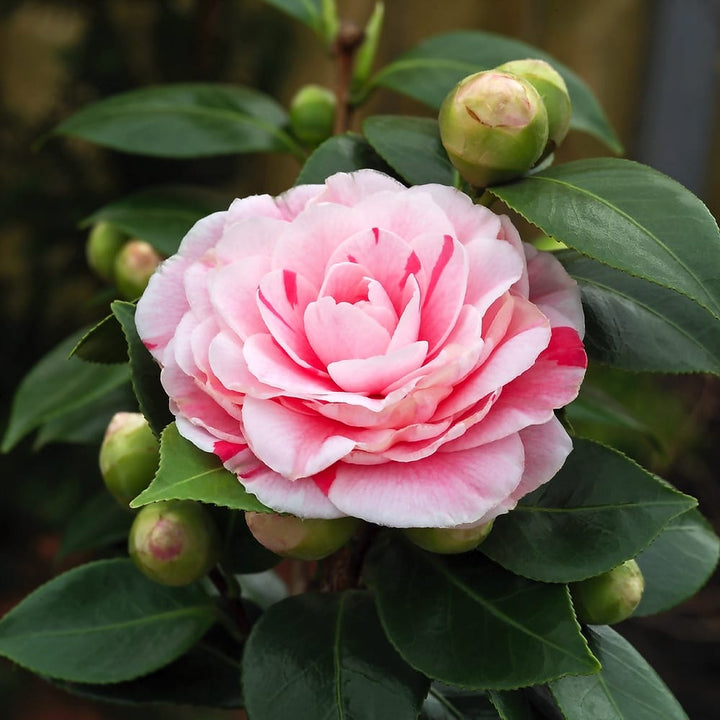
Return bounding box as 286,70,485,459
135,170,586,528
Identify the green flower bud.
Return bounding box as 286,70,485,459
403,520,494,554
496,58,572,149
570,559,645,625
439,70,549,188
114,239,162,300
289,84,337,146
99,412,159,508
245,512,360,561
129,500,221,586
86,221,127,282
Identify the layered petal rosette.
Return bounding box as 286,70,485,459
136,170,586,528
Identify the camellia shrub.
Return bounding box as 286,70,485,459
1,2,719,718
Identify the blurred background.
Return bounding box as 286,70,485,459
0,0,719,718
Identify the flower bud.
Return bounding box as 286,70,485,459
129,500,221,586
114,239,162,300
99,412,159,507
570,559,645,625
403,520,494,554
289,84,337,146
245,512,360,561
439,70,549,188
496,58,572,150
86,221,127,282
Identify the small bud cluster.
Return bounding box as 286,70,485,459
86,222,162,299
438,58,572,188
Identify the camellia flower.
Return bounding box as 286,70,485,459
136,170,586,528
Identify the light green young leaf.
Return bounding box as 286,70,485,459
491,159,720,320
82,186,231,257
370,31,621,153
54,84,303,159
481,439,696,583
2,330,130,452
550,625,689,720
0,558,215,683
352,2,385,96
131,423,268,512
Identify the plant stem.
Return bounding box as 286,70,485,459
320,523,380,592
209,566,251,637
332,22,365,135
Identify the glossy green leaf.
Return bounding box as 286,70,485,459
561,251,720,374
481,439,696,583
491,159,720,320
58,491,133,559
111,301,173,436
131,423,268,512
243,590,429,720
0,558,216,683
54,84,302,159
364,115,456,186
296,132,395,185
60,627,243,708
72,312,128,364
1,330,130,452
550,625,689,720
634,508,719,616
421,686,500,719
367,534,599,689
370,31,620,152
221,511,280,574
82,186,231,257
489,690,540,720
34,384,136,448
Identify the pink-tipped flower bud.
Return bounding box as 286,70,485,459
129,500,221,586
570,559,645,625
245,512,360,561
403,520,494,555
496,58,572,151
114,239,162,300
86,221,128,283
289,84,337,146
99,412,159,508
439,70,549,188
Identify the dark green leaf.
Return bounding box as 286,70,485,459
367,534,599,689
131,423,268,512
111,301,173,436
489,689,541,720
549,625,689,720
54,84,302,159
59,627,243,708
261,0,323,33
634,508,719,616
296,132,396,185
221,511,280,574
0,558,216,683
58,491,133,559
1,330,130,452
364,115,456,186
82,186,232,257
481,439,696,583
491,159,720,320
34,383,137,448
72,312,128,364
370,31,621,153
243,590,429,720
561,251,720,374
421,686,500,719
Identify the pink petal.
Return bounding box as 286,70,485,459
304,297,392,365
525,243,585,337
325,433,525,527
214,216,286,264
312,169,406,206
275,183,324,219
242,396,355,479
257,268,322,370
327,341,429,395
387,277,421,352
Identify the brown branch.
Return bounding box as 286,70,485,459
332,22,365,135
